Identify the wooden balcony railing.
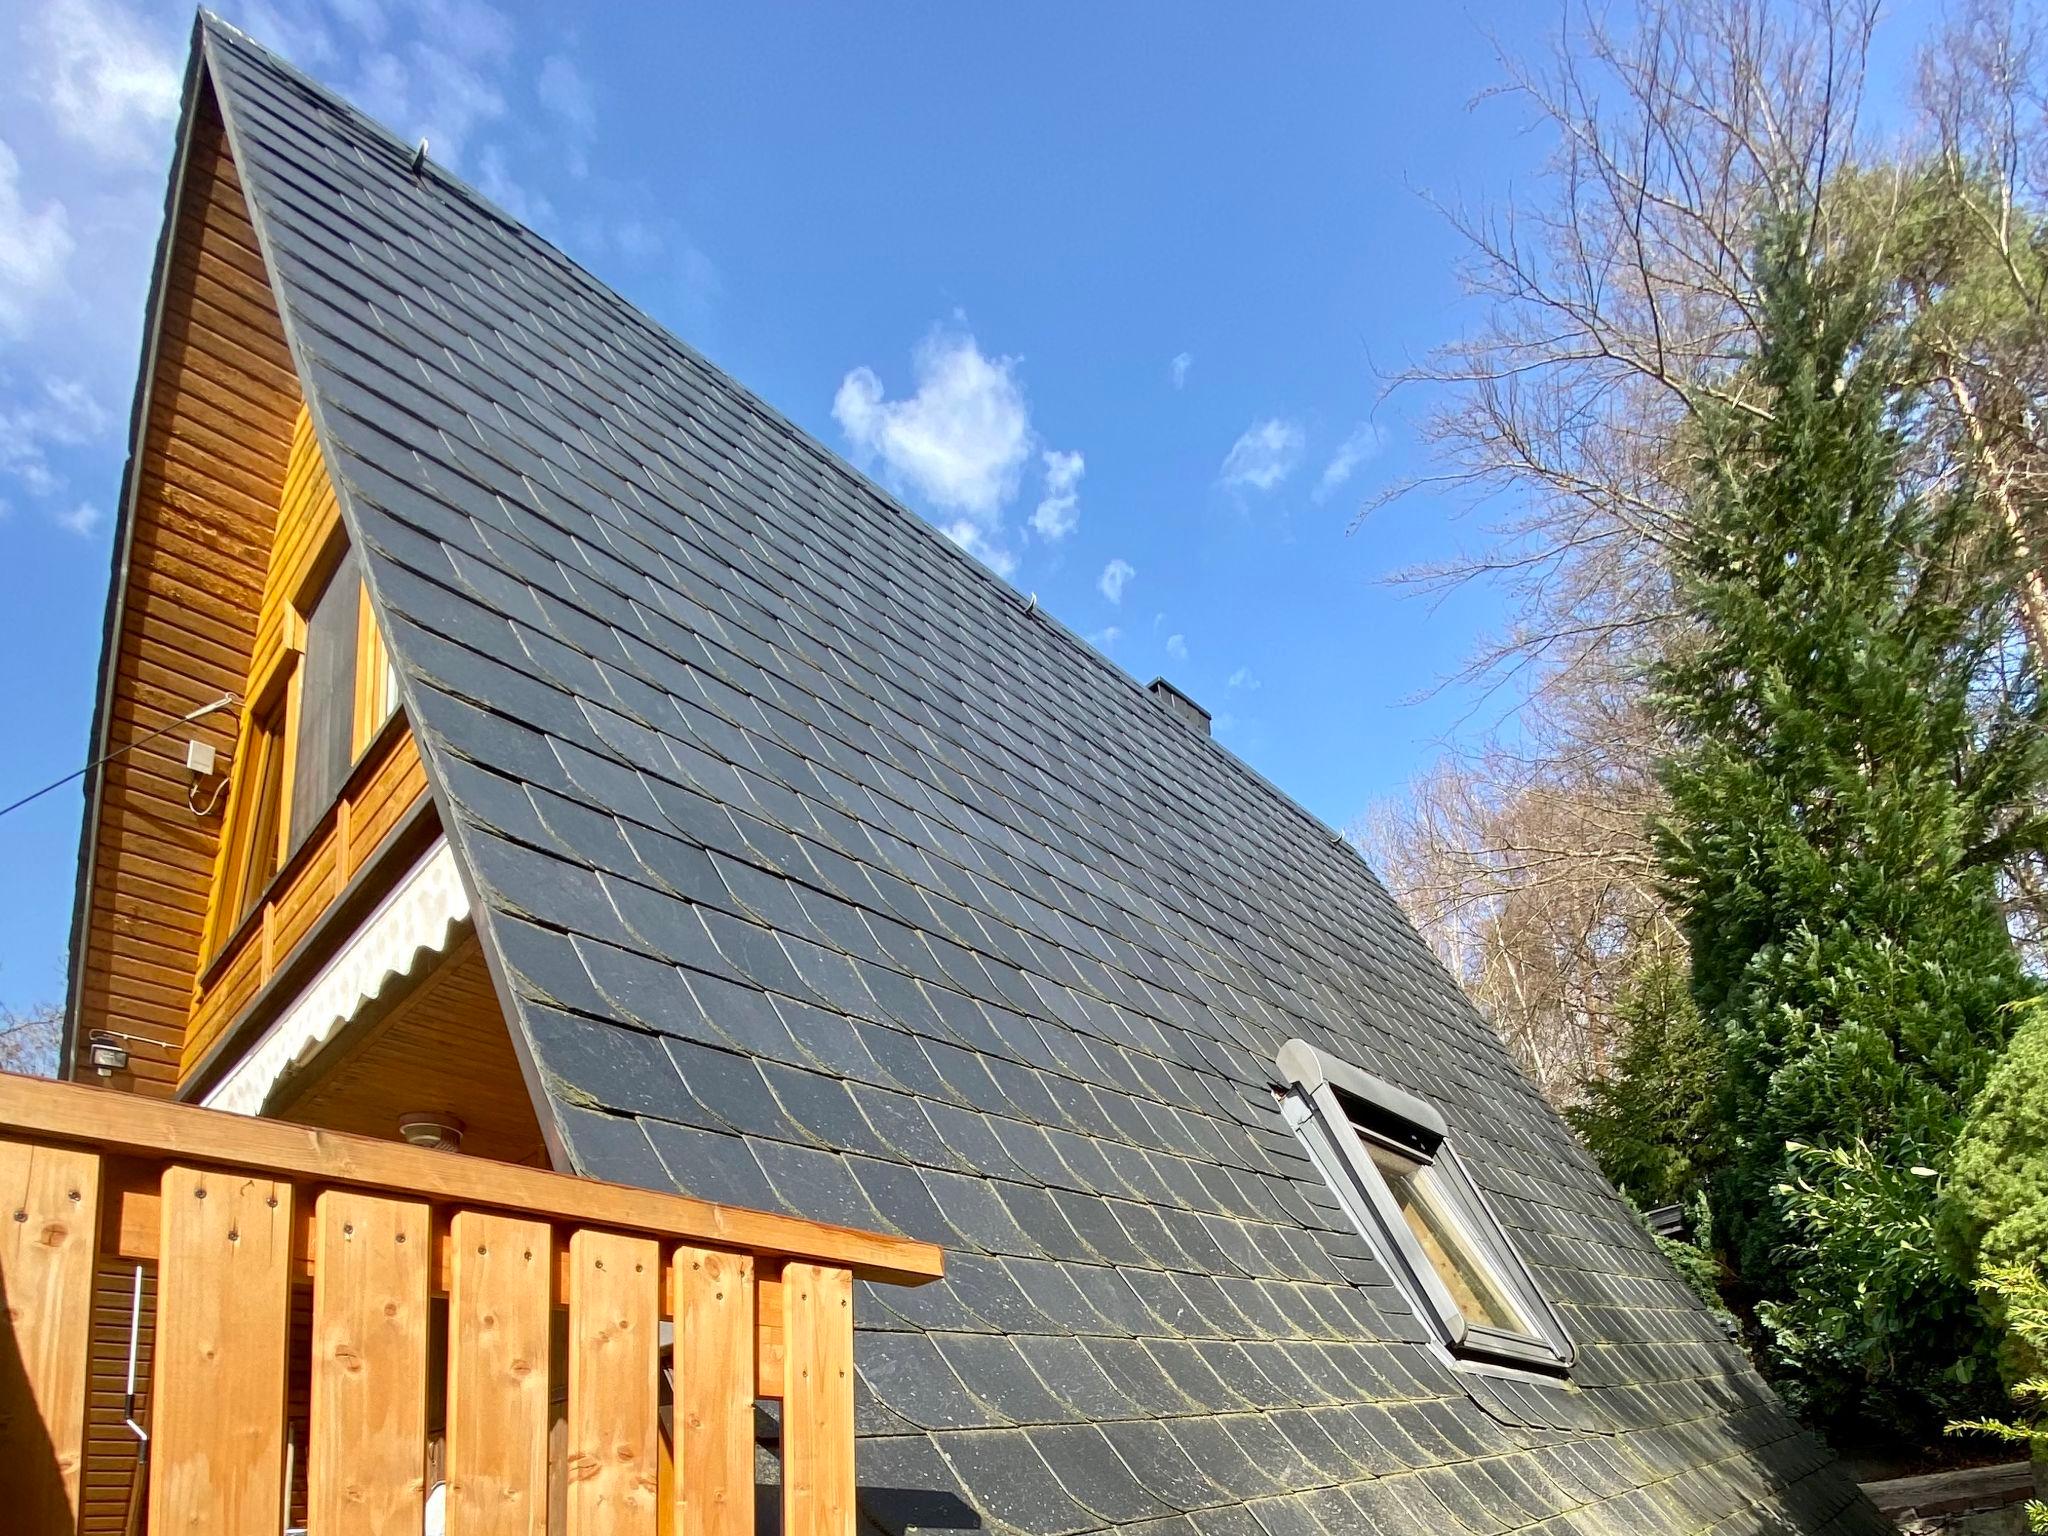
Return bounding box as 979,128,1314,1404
0,1071,944,1535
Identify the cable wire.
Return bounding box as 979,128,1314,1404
0,693,236,823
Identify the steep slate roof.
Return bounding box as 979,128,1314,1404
192,16,1885,1536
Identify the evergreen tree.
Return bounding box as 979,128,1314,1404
1655,216,2048,1441
1567,954,1722,1210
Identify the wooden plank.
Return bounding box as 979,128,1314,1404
674,1244,755,1536
781,1262,855,1536
5,1075,944,1285
0,1139,101,1527
310,1190,430,1536
446,1211,552,1536
565,1229,660,1536
148,1163,293,1535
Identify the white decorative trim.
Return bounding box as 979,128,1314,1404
203,836,471,1115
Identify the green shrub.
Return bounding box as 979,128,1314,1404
1944,1001,2048,1284
1759,1139,2000,1437
1947,1262,2048,1533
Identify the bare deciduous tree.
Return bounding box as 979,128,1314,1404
0,1001,61,1079
1356,684,1681,1105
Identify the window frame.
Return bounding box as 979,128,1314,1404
1277,1038,1574,1375
207,650,298,956
203,532,402,965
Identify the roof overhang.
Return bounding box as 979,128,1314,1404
201,835,472,1114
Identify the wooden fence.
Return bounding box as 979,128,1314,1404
0,1071,943,1534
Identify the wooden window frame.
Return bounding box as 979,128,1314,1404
1277,1038,1574,1376
204,531,400,967
206,640,301,959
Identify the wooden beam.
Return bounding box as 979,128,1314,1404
446,1212,552,1536
565,1229,660,1536
782,1263,856,1536
309,1190,431,1536
0,1138,101,1527
5,1072,942,1285
674,1245,755,1536
149,1164,293,1535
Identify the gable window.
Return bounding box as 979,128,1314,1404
1277,1038,1573,1374
218,692,289,930
207,538,400,956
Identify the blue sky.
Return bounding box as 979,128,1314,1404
0,0,1933,1014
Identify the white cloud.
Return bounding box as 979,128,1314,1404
536,52,595,175
1314,421,1384,501
611,218,662,258
1170,351,1193,389
1227,666,1259,691
475,143,553,226
941,518,1017,579
1090,625,1121,652
0,376,107,495
351,40,507,168
1166,633,1188,661
1098,558,1134,604
0,143,74,338
1220,417,1304,492
219,1,343,67
537,54,595,137
834,326,1033,543
1029,448,1083,540
326,0,391,45
25,0,182,165
55,501,102,537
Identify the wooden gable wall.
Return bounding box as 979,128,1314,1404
71,87,299,1093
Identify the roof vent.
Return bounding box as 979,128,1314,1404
1147,677,1211,736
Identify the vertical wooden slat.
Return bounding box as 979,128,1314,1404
566,1229,660,1535
149,1164,293,1535
0,1138,101,1527
782,1262,855,1536
674,1244,755,1536
446,1211,552,1536
311,1190,430,1536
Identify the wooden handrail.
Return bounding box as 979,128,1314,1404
0,1072,942,1287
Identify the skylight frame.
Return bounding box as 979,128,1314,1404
1277,1038,1574,1375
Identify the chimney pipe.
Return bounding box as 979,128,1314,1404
1147,678,1211,736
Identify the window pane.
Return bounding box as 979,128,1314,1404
1367,1142,1528,1334
353,578,400,752
234,709,287,922
290,549,361,848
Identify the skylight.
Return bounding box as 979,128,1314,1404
1277,1039,1573,1375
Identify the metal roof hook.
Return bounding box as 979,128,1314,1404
410,138,429,175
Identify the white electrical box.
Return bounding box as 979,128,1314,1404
185,739,217,776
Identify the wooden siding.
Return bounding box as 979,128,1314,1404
272,933,547,1167
71,90,300,1093
79,1257,155,1536
181,721,428,1079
